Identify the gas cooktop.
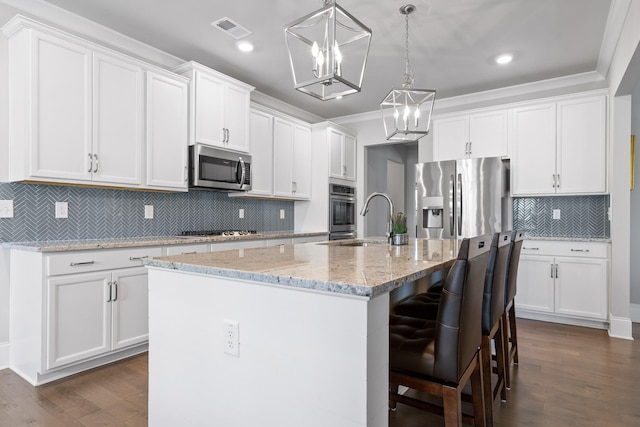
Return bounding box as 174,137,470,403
180,230,258,237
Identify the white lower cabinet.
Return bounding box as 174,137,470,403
46,267,149,369
516,240,609,323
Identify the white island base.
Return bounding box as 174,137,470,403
147,268,390,427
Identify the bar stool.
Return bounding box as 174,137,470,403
502,230,524,389
389,234,491,427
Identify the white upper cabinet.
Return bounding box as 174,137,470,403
511,93,606,196
273,117,311,199
246,108,274,197
433,109,508,161
145,71,188,190
328,127,357,181
174,61,254,153
2,16,189,191
93,52,144,186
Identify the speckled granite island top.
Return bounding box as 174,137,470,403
143,238,459,298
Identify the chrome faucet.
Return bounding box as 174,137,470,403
360,192,394,243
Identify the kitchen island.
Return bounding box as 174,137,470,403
143,238,458,427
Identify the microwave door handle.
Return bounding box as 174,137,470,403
238,157,246,190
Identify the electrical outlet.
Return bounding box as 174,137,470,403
280,209,285,219
55,202,68,219
144,205,154,219
0,200,14,218
223,319,240,357
239,208,244,219
552,209,561,220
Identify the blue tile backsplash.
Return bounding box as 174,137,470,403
513,195,610,239
0,182,294,243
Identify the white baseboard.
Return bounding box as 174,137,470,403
630,303,640,323
0,342,8,370
608,315,634,340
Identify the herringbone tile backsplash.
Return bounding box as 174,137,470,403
0,183,294,243
513,195,610,238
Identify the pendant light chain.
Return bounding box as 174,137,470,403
403,12,415,89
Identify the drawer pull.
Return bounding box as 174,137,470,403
570,249,589,253
182,251,197,255
112,281,118,302
107,281,112,302
129,256,149,261
523,247,539,251
70,260,95,266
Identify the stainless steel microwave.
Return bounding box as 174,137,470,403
189,143,251,191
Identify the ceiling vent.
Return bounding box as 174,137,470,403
211,17,252,39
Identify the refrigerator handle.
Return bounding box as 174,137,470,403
449,174,455,236
457,173,462,236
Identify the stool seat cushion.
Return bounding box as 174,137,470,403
389,314,437,377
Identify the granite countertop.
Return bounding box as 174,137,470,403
143,238,459,298
524,236,611,243
2,231,328,252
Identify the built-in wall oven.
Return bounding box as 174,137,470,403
329,183,356,240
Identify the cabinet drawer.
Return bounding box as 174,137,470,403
47,246,162,276
521,240,607,258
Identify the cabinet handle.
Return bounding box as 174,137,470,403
343,165,346,175
107,281,112,302
222,128,227,143
557,174,560,188
129,256,149,261
550,264,554,278
93,154,99,173
555,263,559,279
468,141,472,156
88,153,93,173
523,247,539,251
464,142,469,155
70,260,95,266
570,248,590,253
226,128,230,143
292,181,297,193
184,165,188,183
112,281,118,302
182,251,197,255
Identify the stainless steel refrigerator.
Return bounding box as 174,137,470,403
415,157,511,239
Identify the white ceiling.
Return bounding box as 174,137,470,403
39,0,613,120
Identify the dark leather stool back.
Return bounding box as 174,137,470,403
482,232,512,335
434,234,492,384
505,230,525,307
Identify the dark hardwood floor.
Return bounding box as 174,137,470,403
0,319,638,426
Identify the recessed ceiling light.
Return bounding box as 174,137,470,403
495,54,513,65
236,41,254,52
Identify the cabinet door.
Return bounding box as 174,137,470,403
273,118,294,197
292,125,312,199
511,103,557,195
343,133,357,181
93,52,143,185
47,272,111,369
224,84,251,152
146,71,188,190
556,96,606,194
111,267,149,350
468,110,508,158
194,71,225,147
31,32,92,181
515,255,555,313
248,109,274,196
328,128,344,179
432,115,469,161
555,257,608,320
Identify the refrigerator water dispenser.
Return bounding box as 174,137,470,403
422,197,444,229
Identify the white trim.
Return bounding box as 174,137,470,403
0,0,184,68
608,315,634,340
0,342,8,370
516,309,609,330
597,0,632,77
630,303,640,322
334,71,607,124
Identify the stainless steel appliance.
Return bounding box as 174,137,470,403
415,157,510,239
189,143,251,191
329,183,357,240
180,230,257,237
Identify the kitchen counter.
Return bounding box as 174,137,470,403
1,231,328,252
144,237,458,427
524,236,611,243
144,237,459,298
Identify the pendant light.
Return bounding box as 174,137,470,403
380,5,436,142
284,0,372,101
